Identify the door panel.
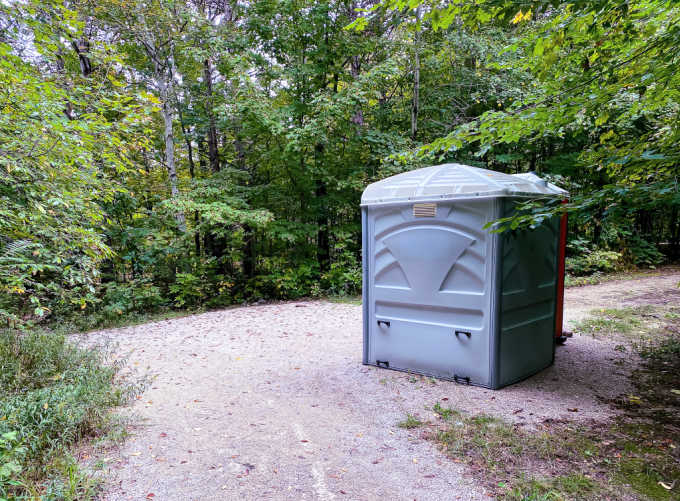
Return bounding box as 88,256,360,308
367,201,493,386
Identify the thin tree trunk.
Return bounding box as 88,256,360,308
178,113,201,255
411,6,422,140
243,224,255,278
70,38,92,76
156,61,186,232
315,143,330,272
177,106,196,178
350,57,364,125
204,59,220,172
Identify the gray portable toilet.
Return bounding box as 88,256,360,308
361,163,567,389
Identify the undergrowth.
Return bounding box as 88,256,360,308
0,329,139,500
407,305,680,500
564,266,674,288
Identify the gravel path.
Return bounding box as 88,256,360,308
90,270,680,500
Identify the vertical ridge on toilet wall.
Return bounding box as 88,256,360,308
488,198,504,389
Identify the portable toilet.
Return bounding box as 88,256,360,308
360,164,567,389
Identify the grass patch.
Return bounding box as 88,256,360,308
573,305,666,343
0,328,140,499
325,295,362,305
397,414,423,429
424,305,680,500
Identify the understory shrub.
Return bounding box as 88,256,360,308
622,234,665,268
0,431,27,499
100,279,165,320
321,251,362,296
247,258,318,300
566,248,622,276
0,329,137,498
169,272,212,308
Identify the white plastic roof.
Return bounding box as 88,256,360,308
361,163,567,206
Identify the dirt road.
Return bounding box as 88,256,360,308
91,270,680,500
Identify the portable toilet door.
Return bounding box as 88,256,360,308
360,164,567,389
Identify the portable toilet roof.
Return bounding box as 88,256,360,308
361,163,567,389
361,163,566,206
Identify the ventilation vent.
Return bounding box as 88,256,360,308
413,203,437,217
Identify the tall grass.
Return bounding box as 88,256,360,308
0,329,137,499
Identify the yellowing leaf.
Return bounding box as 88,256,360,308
595,113,609,126
511,10,524,24
599,130,615,143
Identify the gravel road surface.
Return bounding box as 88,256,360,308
88,270,680,500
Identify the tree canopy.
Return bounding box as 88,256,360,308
1,0,678,327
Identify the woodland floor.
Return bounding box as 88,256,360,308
84,269,680,500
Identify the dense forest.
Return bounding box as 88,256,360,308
1,0,679,328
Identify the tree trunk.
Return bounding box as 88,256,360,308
349,57,364,126
177,105,195,178
671,206,680,259
178,115,201,255
315,144,330,273
70,38,92,76
411,6,422,140
243,224,255,278
156,64,186,232
204,59,220,172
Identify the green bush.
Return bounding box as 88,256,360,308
0,431,27,499
169,272,211,308
566,246,622,276
623,234,665,268
321,251,362,296
247,258,318,300
100,279,165,320
0,329,137,498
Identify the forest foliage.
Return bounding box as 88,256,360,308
1,0,679,328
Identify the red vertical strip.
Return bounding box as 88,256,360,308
555,200,568,338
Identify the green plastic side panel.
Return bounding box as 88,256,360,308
498,199,559,387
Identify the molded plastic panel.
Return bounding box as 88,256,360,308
361,164,568,205
365,200,495,386
497,199,559,386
